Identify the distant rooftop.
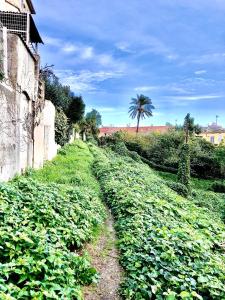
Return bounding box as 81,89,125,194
99,126,171,136
201,122,225,133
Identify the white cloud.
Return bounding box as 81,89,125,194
195,70,207,75
81,47,94,59
56,69,124,92
134,84,190,94
157,94,224,107
115,42,134,53
97,54,114,66
134,86,159,92
43,36,61,47
62,44,79,53
178,95,222,101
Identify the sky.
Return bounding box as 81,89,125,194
33,0,225,127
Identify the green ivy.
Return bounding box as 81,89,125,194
178,143,191,192
0,142,106,299
91,146,225,300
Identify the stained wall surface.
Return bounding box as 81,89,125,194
0,30,57,181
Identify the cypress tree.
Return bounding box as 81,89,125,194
177,143,191,193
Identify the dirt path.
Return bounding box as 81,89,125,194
83,211,122,300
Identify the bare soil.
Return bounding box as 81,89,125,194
83,211,122,300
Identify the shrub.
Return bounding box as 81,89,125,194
55,108,71,146
211,182,225,193
111,141,129,156
164,180,189,198
91,146,225,299
177,143,191,192
141,157,178,174
118,132,225,179
191,189,225,222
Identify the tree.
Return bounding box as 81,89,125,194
183,113,201,142
86,109,102,127
177,143,191,193
55,108,70,146
67,96,85,123
178,114,193,193
41,65,74,113
129,94,155,133
79,117,99,140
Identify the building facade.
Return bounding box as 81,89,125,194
198,132,225,145
0,0,35,13
0,0,57,181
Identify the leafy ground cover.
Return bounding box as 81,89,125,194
155,171,223,191
156,171,225,222
91,145,225,300
0,141,105,299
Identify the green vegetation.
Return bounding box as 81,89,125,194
30,141,99,192
55,108,71,146
177,143,191,192
211,182,225,193
0,141,105,299
92,146,225,300
183,113,201,143
106,131,225,179
86,109,102,127
164,181,189,198
41,66,85,144
156,170,224,191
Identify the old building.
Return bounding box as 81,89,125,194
0,0,57,181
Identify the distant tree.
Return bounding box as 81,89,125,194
86,109,102,127
183,113,201,143
194,124,202,135
67,96,85,123
79,117,99,140
129,94,155,133
55,108,70,146
165,122,173,127
177,143,191,193
41,65,74,113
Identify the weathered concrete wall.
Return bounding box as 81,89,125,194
0,28,59,182
33,100,58,169
42,100,58,161
0,83,19,181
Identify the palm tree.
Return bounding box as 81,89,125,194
129,94,155,133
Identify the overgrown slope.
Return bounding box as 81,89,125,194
0,141,105,299
91,145,225,300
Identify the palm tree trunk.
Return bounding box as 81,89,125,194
136,113,141,133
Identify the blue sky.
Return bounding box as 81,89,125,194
33,0,225,127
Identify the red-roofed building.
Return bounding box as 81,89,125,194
99,126,171,137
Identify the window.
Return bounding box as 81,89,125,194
218,135,223,143
210,136,215,144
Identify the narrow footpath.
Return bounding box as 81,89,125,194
83,211,122,300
